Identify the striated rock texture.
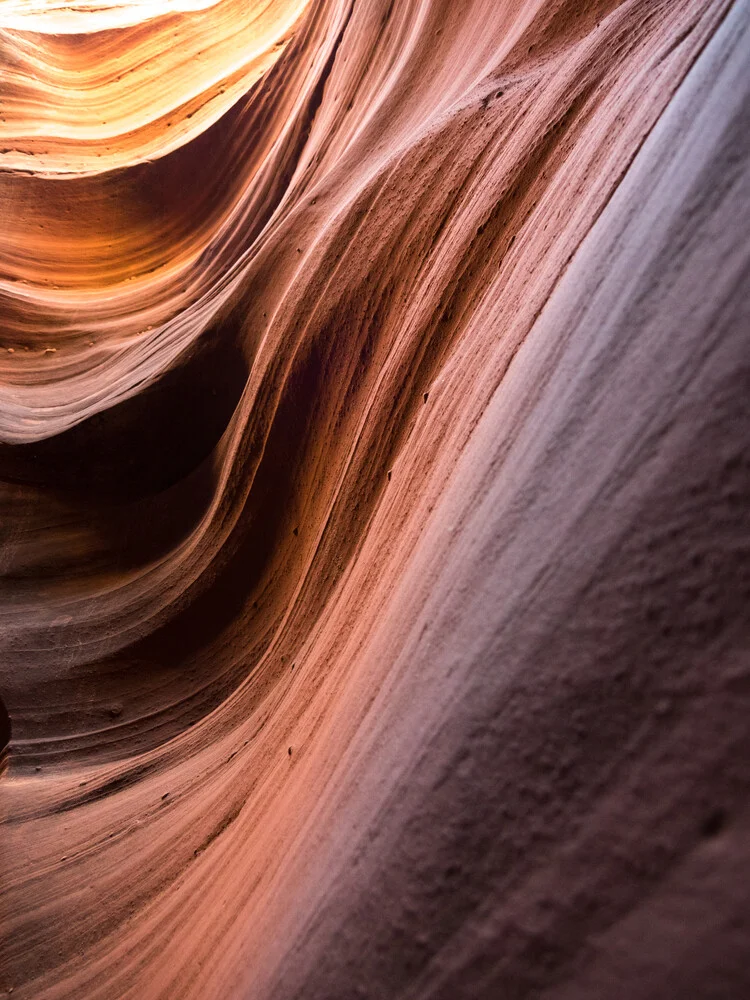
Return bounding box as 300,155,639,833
1,0,749,997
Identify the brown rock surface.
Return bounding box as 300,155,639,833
1,1,748,997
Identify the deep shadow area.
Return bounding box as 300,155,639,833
7,329,329,766
0,312,249,502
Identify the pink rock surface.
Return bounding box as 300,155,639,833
1,1,748,997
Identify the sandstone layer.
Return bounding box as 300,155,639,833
1,1,749,997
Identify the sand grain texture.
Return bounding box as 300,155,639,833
1,0,749,997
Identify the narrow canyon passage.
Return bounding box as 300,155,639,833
1,1,748,998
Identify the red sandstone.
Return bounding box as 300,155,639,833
1,1,748,997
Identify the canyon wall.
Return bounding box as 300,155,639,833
1,1,749,997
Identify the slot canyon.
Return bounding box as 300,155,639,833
1,0,749,996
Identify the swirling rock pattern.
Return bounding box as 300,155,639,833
1,0,749,997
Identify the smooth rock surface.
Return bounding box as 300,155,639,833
1,1,748,997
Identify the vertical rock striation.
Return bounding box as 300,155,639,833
1,1,748,997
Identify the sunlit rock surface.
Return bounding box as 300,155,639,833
1,1,749,997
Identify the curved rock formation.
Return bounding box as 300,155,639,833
1,1,749,997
